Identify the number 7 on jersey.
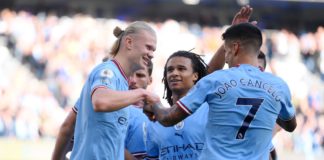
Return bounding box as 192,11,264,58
236,98,264,139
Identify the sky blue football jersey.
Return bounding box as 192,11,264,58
71,60,129,160
177,64,295,160
146,103,209,160
125,106,150,158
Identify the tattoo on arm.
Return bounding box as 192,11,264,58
152,102,189,126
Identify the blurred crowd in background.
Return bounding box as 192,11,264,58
0,9,323,158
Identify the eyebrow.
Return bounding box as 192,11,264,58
147,44,156,51
167,64,187,69
136,72,146,75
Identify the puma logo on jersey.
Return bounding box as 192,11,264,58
175,132,183,139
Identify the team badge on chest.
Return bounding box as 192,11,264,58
174,121,184,130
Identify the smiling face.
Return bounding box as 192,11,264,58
166,56,198,95
129,30,156,70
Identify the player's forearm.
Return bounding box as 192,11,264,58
92,88,145,112
52,111,76,160
52,127,74,160
207,44,226,74
152,103,176,126
152,102,187,127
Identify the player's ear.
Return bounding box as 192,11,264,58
233,42,240,56
124,35,133,50
193,72,198,82
148,76,153,85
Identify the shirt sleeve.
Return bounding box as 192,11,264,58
72,98,80,113
90,67,118,95
145,122,159,159
178,77,213,114
269,142,275,152
278,82,296,121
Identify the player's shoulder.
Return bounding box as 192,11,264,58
262,72,288,86
202,69,227,82
196,102,209,112
93,60,116,72
203,68,236,84
91,61,120,78
208,68,228,76
188,102,209,119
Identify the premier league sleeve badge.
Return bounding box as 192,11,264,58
100,69,114,85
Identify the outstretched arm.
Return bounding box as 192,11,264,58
207,45,226,74
144,102,189,127
208,5,255,73
92,88,149,112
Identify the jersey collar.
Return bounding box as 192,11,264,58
112,59,129,84
235,64,264,72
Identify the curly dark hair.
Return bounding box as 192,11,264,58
162,50,208,105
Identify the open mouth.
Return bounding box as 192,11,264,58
169,79,182,85
129,85,138,90
169,79,181,82
143,57,150,66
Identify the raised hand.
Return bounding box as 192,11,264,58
142,92,160,121
145,92,160,105
133,100,145,108
232,5,257,26
143,104,156,121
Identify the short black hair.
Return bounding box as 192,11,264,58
162,51,208,105
222,23,262,53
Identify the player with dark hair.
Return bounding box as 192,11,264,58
144,23,296,160
145,51,208,160
162,51,208,106
125,60,153,160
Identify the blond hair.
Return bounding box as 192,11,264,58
109,21,156,57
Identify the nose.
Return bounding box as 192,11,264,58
128,76,136,85
148,51,154,59
169,69,179,77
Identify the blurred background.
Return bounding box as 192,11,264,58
0,0,323,159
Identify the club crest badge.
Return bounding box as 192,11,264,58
174,121,184,130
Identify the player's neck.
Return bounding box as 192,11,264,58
113,55,132,77
171,91,188,104
232,55,259,68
